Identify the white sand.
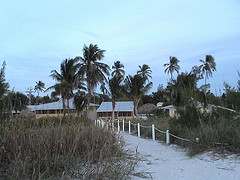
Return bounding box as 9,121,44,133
122,133,240,180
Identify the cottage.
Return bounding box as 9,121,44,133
97,101,135,120
27,99,99,119
162,105,177,117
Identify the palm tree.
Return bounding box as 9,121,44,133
48,80,73,116
199,55,216,89
50,58,81,115
199,55,216,106
34,80,45,97
50,58,78,85
100,81,109,95
75,44,110,110
164,56,180,81
111,61,125,79
137,64,152,81
109,76,122,120
73,91,87,116
124,75,152,119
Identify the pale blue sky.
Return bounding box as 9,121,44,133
0,0,240,96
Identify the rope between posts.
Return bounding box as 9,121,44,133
130,122,137,126
96,119,226,147
139,124,152,128
154,127,166,134
169,133,192,142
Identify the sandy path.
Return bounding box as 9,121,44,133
122,133,240,180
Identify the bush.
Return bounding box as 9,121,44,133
169,107,240,156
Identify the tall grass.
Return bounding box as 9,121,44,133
0,116,135,179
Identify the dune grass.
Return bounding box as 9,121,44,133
0,116,135,179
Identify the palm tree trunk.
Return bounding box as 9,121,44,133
112,100,115,120
62,97,66,116
87,76,91,110
67,98,70,115
204,71,207,107
134,98,139,119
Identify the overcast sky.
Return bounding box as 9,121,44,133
0,0,240,96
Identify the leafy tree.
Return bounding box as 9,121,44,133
5,91,28,114
0,61,9,117
26,87,34,105
223,82,240,110
150,84,169,105
164,56,180,81
75,44,110,110
167,71,198,106
111,61,125,79
0,61,9,98
108,76,123,120
34,80,45,97
124,74,152,118
137,64,152,81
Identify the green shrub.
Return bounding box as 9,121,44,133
169,106,240,156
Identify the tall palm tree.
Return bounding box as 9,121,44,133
34,80,45,97
109,76,122,120
75,44,110,109
164,56,180,81
111,61,125,79
124,75,152,119
198,55,216,106
199,55,216,90
137,64,152,81
50,58,81,115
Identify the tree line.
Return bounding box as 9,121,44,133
0,43,239,119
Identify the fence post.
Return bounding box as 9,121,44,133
166,130,170,145
152,124,155,141
129,121,131,134
101,120,104,128
123,120,125,132
137,123,140,137
112,121,114,131
117,120,120,133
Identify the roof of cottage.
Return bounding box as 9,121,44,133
27,99,99,111
97,101,134,112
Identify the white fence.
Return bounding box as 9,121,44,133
95,119,193,145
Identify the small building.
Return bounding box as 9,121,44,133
27,99,99,119
138,103,158,119
97,101,135,120
156,102,164,108
162,105,177,117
